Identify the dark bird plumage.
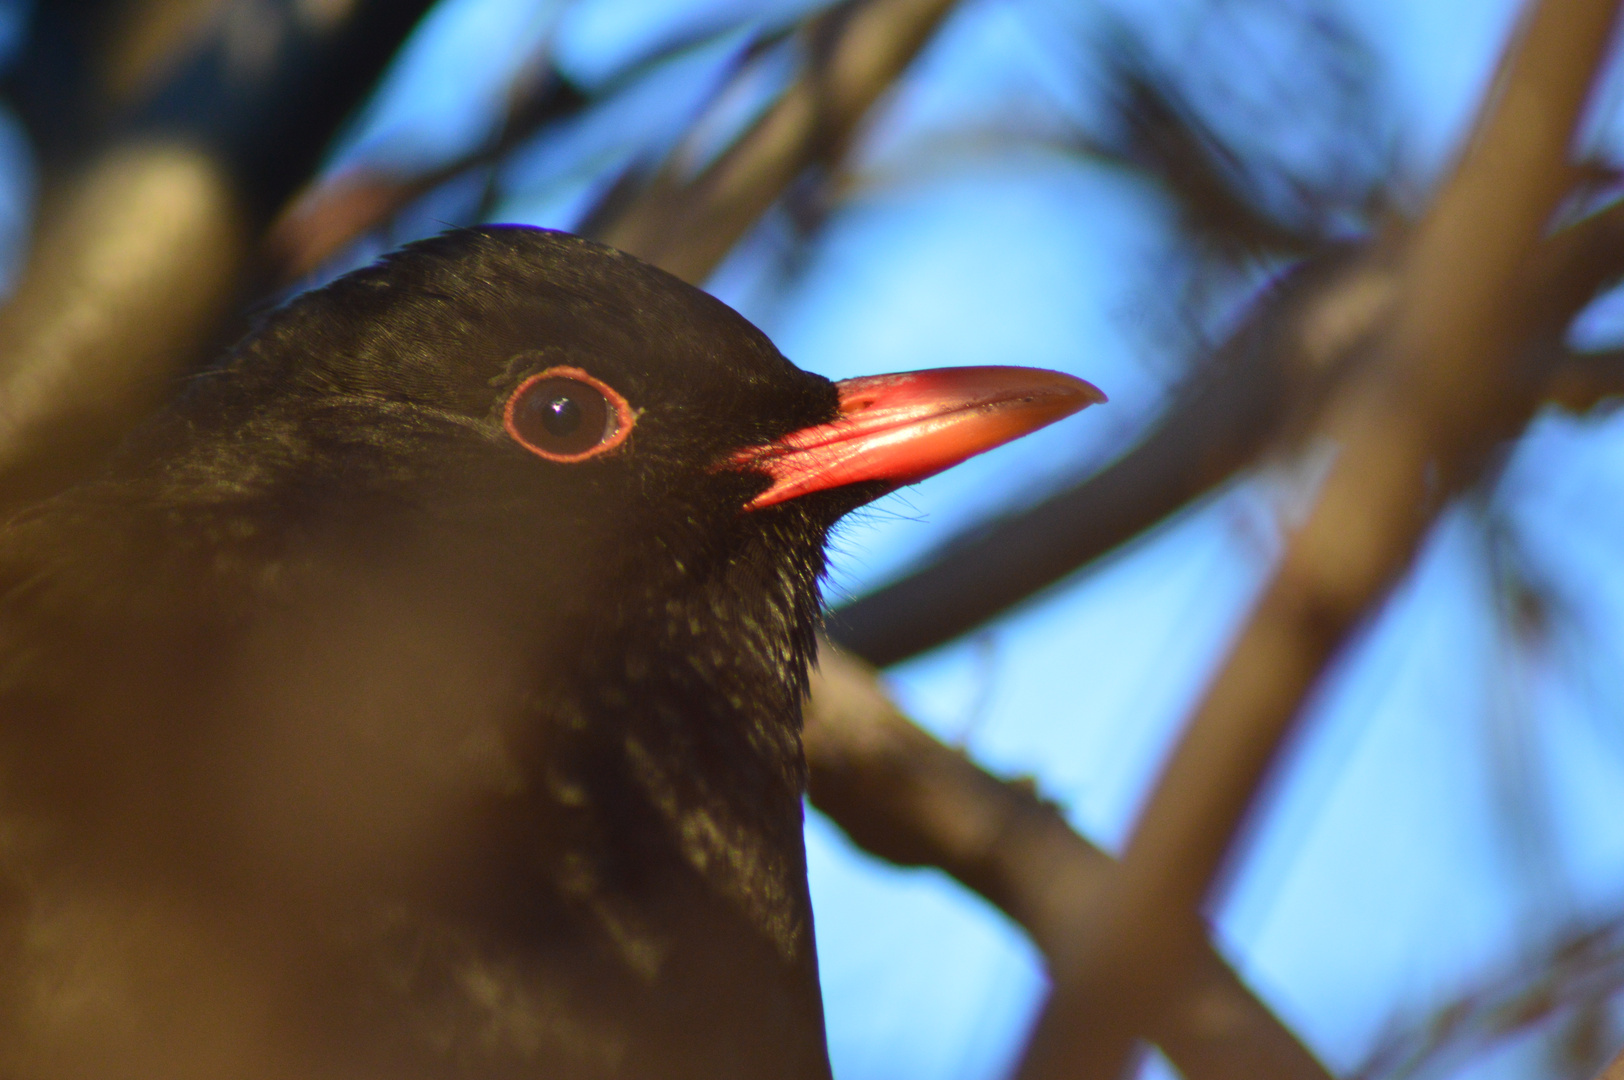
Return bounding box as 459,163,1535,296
0,226,1099,1080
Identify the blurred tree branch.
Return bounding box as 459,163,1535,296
265,62,588,282
1354,914,1624,1080
806,642,1333,1080
1012,2,1624,1078
0,0,435,512
825,244,1400,665
590,0,957,280
828,192,1624,667
1085,22,1346,259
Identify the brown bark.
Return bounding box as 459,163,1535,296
805,644,1334,1080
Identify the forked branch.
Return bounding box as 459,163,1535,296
805,644,1333,1080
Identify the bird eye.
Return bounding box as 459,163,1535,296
504,366,635,462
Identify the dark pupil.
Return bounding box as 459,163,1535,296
542,395,581,436
514,376,612,456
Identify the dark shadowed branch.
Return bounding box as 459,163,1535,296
265,17,812,280
0,0,436,513
825,245,1402,665
265,63,588,282
271,0,959,302
1548,348,1624,412
1012,1,1624,1078
1084,18,1366,259
805,643,1334,1080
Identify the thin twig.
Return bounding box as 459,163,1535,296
263,16,806,281
592,0,961,284
1353,915,1624,1080
265,65,585,282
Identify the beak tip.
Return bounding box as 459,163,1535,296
1064,375,1108,408
1022,369,1107,419
1039,368,1104,406
737,365,1106,511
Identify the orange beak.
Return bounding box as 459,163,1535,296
733,366,1105,510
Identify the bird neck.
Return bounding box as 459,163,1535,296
556,517,828,964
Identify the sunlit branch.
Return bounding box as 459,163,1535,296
1011,1,1624,1078
805,643,1334,1080
0,0,436,514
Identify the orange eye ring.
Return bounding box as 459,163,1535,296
504,366,635,462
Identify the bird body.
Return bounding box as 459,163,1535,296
0,227,1099,1079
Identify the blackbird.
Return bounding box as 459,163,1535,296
0,226,1101,1080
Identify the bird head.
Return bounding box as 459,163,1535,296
130,225,1104,928
183,227,1103,701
